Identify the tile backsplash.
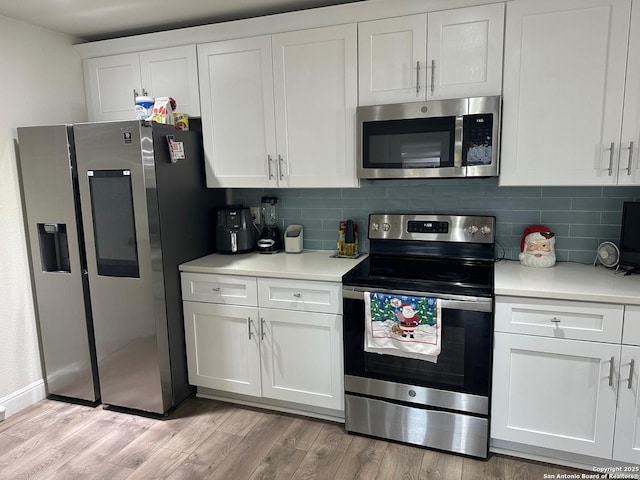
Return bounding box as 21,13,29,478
232,178,640,264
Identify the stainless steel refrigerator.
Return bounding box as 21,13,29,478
18,121,223,414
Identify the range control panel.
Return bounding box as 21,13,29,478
369,214,495,244
407,220,449,234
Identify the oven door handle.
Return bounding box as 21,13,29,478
342,287,492,313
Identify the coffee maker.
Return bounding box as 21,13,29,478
257,196,282,253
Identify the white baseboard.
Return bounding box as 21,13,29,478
0,380,46,420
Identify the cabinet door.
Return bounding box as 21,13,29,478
618,0,640,185
272,24,358,188
198,36,277,188
139,45,200,116
260,308,343,410
183,302,261,396
613,345,640,464
427,3,504,100
492,333,619,458
85,53,142,121
500,0,631,186
357,14,426,106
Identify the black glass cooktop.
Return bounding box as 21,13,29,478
342,255,494,297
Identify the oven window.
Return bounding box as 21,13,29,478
365,325,466,388
363,117,455,169
343,298,492,397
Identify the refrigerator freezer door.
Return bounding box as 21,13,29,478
17,125,99,402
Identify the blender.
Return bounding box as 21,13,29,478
257,196,282,253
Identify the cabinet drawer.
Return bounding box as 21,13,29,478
181,272,257,306
495,296,623,343
258,278,341,314
623,305,640,346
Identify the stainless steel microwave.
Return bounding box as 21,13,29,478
357,96,501,180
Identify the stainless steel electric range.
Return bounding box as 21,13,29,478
342,213,495,458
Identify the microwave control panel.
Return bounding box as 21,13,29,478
463,113,494,166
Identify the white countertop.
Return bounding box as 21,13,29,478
495,260,640,305
179,250,366,283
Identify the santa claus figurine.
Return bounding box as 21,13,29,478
519,225,556,268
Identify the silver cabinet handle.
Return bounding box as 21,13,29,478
133,89,139,102
211,287,220,292
550,317,561,325
416,61,420,95
628,358,635,389
278,155,286,180
605,142,615,176
293,293,302,298
142,88,148,96
267,155,274,180
623,141,634,176
430,59,435,95
260,317,266,341
609,356,615,387
247,317,253,339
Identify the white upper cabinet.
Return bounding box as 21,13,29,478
138,46,200,116
272,25,358,188
427,4,504,100
618,0,640,185
500,0,636,186
84,45,200,121
198,36,277,188
85,53,141,121
358,15,426,105
357,3,504,106
199,24,358,188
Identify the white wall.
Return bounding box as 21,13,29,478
0,15,86,412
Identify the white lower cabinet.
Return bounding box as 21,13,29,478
493,297,640,465
614,345,640,464
181,273,344,412
183,302,261,396
492,332,619,458
259,308,343,410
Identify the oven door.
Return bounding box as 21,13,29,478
342,286,493,416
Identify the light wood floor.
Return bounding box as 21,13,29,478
0,395,585,479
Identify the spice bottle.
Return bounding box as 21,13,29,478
344,220,356,257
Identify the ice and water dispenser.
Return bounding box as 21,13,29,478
38,223,71,273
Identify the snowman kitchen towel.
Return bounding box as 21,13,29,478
364,291,442,363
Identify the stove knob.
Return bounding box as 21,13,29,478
371,222,380,231
480,225,492,235
382,223,391,232
468,225,479,235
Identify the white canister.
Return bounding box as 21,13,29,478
134,96,154,119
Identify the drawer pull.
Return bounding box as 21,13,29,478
609,356,615,387
550,317,561,325
261,317,266,341
247,317,253,340
211,287,221,292
629,359,635,389
293,293,302,299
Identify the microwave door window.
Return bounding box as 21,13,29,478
88,170,140,278
400,133,450,168
364,117,455,169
